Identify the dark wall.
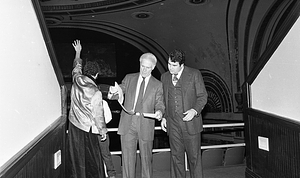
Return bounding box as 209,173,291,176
0,117,67,178
49,28,162,86
244,109,300,178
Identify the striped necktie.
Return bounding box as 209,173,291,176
173,74,179,86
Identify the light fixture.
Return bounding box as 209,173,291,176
185,0,208,6
131,11,153,20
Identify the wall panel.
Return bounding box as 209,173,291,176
245,109,300,178
1,117,66,178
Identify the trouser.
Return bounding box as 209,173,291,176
66,122,105,178
169,117,203,178
98,134,116,177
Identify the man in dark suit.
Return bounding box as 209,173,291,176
161,49,208,178
108,53,165,178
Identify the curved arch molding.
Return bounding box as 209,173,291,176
48,20,168,73
200,69,233,113
41,0,165,15
48,21,232,113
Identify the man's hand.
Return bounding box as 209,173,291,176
100,133,107,141
109,82,119,94
72,40,82,53
161,118,167,132
183,109,197,121
154,110,163,121
115,82,124,104
99,129,107,141
108,82,124,104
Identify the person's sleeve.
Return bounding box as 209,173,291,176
160,74,167,119
72,57,83,81
91,91,107,135
194,70,208,115
155,82,165,116
103,100,112,124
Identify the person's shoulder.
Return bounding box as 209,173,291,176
150,75,162,83
125,72,139,78
161,71,170,78
162,71,170,75
150,76,163,88
73,74,87,85
185,66,200,74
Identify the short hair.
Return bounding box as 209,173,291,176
169,49,185,65
139,53,157,66
83,61,100,76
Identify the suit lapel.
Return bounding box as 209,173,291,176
128,74,139,109
143,76,154,101
163,72,172,104
165,72,172,85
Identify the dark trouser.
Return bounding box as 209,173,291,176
66,122,105,178
98,134,116,177
169,117,203,178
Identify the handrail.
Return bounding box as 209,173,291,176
110,143,246,155
203,123,244,128
107,122,244,132
108,122,245,155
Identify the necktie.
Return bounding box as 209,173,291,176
173,74,179,86
134,77,145,112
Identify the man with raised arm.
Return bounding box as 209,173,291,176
67,40,107,178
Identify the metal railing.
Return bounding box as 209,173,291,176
107,122,245,155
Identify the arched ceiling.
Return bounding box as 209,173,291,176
41,0,175,15
39,0,298,112
40,0,295,91
41,0,211,74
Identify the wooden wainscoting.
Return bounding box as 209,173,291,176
0,116,67,178
245,109,300,178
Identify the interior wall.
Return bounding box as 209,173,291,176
0,0,62,168
251,16,300,121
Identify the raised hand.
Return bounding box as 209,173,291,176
72,39,82,52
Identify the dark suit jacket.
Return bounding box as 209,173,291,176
117,73,165,140
161,66,207,135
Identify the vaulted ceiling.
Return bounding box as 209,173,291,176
40,0,170,14
39,0,299,112
41,0,218,75
40,0,294,77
